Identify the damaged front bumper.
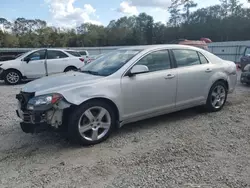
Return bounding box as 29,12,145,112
16,93,71,133
0,68,5,80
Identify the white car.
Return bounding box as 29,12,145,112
0,49,85,85
78,50,89,62
86,54,104,64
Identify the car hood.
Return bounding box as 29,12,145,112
0,59,18,66
21,71,104,95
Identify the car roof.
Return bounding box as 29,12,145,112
48,49,78,52
119,44,202,51
63,49,80,52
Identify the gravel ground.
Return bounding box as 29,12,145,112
0,74,250,188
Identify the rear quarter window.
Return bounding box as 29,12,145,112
79,51,87,56
198,52,209,64
66,51,81,57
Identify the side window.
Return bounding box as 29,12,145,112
198,52,209,64
26,50,46,61
135,50,171,72
47,51,68,59
173,49,200,67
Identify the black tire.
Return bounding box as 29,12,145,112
4,69,22,85
68,100,116,146
205,81,228,112
64,66,77,72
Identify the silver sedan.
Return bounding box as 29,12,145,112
16,45,237,145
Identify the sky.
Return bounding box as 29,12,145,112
0,0,249,27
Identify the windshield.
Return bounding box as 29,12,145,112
81,49,141,76
16,51,31,59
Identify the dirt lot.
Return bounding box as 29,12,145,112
0,76,250,188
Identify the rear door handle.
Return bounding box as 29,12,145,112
205,68,212,73
164,74,175,79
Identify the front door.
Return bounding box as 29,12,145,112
121,50,177,120
171,49,214,108
22,50,46,79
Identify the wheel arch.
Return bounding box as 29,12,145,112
212,79,229,91
64,66,77,72
206,78,229,101
4,68,23,78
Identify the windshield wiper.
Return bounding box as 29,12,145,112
81,70,101,76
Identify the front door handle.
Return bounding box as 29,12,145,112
205,68,212,73
164,74,175,79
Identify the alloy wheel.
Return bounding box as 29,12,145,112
6,72,20,84
211,85,226,109
78,106,111,141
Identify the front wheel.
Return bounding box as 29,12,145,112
68,100,116,146
205,81,228,112
4,70,21,85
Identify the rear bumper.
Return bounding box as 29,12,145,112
228,74,237,93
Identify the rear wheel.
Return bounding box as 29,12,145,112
64,66,77,72
68,100,116,145
205,81,228,112
4,70,21,85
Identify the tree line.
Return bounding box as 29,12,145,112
0,0,250,48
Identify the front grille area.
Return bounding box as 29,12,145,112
16,92,35,111
23,112,32,123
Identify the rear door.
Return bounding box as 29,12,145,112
46,50,69,75
171,49,214,108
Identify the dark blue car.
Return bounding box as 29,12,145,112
240,47,250,70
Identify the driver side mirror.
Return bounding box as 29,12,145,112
128,65,149,77
23,57,31,63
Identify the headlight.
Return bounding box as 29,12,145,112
27,93,62,110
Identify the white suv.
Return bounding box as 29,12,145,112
0,49,85,85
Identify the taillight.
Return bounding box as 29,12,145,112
79,58,84,62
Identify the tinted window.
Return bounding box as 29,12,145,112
245,48,250,56
47,50,68,59
79,51,87,55
26,50,46,61
198,52,209,64
173,50,200,67
81,50,141,76
136,50,171,72
66,51,81,57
